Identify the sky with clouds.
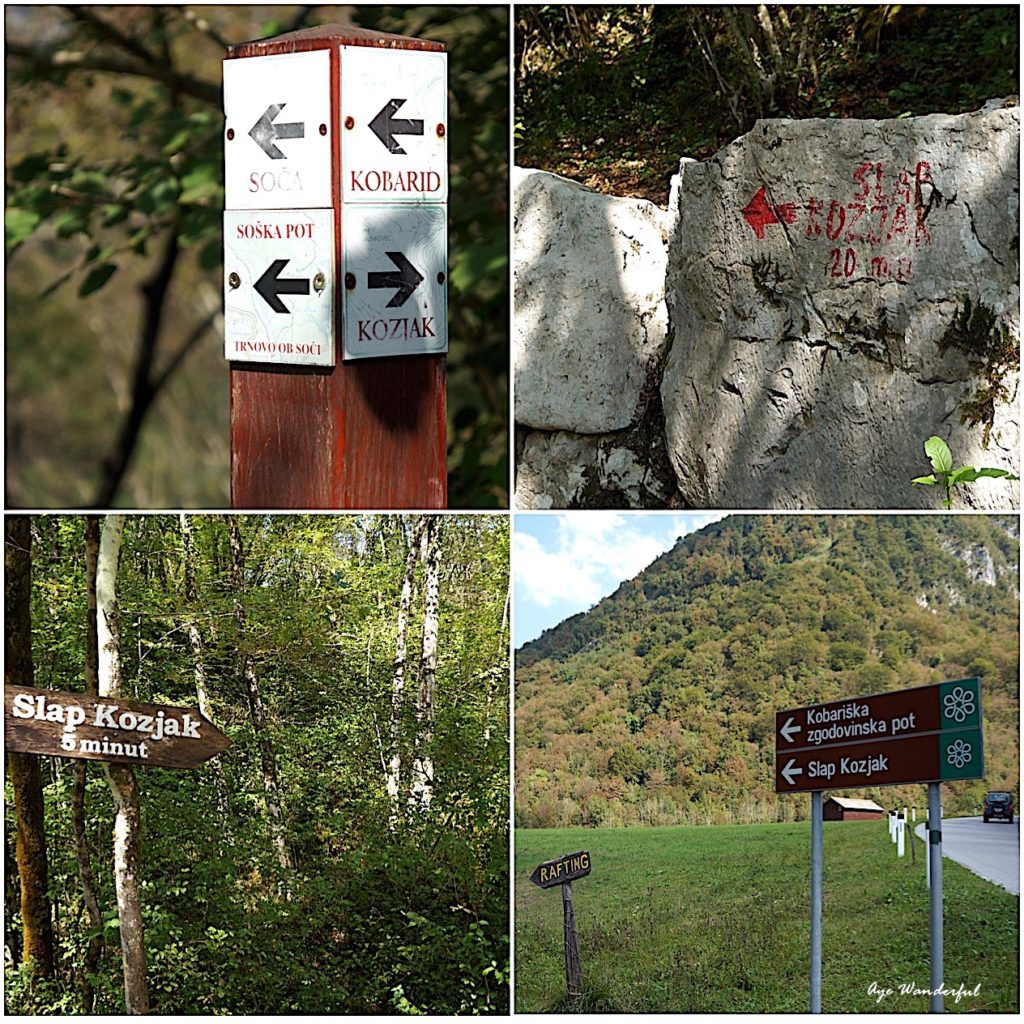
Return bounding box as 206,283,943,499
513,512,726,648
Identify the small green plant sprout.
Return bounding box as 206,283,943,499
912,436,1018,508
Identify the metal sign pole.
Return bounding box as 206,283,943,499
925,819,931,888
561,881,582,1000
928,782,943,1013
810,790,823,1013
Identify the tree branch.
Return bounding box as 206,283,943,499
176,6,231,52
285,6,318,34
149,307,218,398
94,225,181,507
5,40,220,106
62,6,159,67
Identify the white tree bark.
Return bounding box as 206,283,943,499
485,584,510,742
73,516,104,1009
386,517,425,819
410,517,441,813
179,514,227,815
97,514,150,1015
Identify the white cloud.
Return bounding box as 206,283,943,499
515,512,725,621
514,530,603,608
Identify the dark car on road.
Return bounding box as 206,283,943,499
983,791,1014,823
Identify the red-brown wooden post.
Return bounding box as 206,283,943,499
223,25,447,508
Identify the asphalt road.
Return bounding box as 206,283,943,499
915,815,1019,895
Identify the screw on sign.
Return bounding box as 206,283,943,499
4,684,230,769
222,25,448,510
530,851,591,998
776,679,984,1014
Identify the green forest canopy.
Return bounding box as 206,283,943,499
5,514,509,1014
515,514,1019,829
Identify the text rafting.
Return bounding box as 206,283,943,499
536,852,590,885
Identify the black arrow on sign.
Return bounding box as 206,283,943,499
249,103,305,159
368,252,424,307
255,259,310,313
368,99,424,155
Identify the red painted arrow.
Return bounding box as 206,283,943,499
742,186,797,239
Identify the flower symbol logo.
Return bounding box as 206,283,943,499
946,738,973,769
943,686,975,723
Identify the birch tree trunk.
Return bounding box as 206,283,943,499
410,517,441,813
228,518,293,870
485,584,510,742
5,515,55,980
97,514,150,1014
179,514,227,813
386,516,425,820
73,515,105,1009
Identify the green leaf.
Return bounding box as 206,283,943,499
972,467,1019,481
102,204,130,228
924,435,952,474
78,262,118,298
52,208,90,239
198,239,222,271
5,208,41,252
948,466,979,485
911,475,937,486
179,163,222,205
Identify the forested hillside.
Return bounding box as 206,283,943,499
516,515,1018,828
5,515,509,1014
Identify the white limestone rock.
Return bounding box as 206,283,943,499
661,105,1020,509
514,168,670,434
515,430,671,509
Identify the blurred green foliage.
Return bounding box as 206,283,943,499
5,6,508,508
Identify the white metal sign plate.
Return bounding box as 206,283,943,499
342,204,447,360
223,50,332,210
340,46,448,204
224,209,335,366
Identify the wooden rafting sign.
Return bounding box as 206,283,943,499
530,850,591,998
4,684,230,769
529,850,591,889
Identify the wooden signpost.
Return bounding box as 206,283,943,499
223,25,448,509
776,678,984,1014
4,685,230,769
530,851,591,999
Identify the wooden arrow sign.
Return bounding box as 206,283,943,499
529,850,592,889
4,685,231,769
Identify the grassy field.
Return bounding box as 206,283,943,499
515,822,1018,1013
